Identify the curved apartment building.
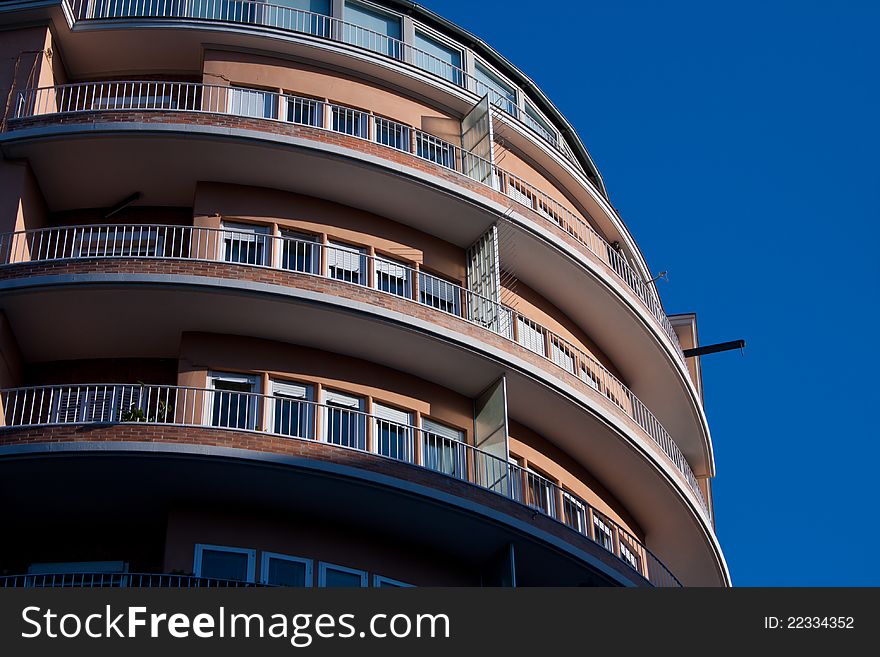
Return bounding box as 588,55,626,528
0,0,728,587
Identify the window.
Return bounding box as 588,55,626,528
421,418,466,479
331,105,369,137
593,514,615,552
372,402,413,462
619,541,642,573
418,272,461,316
550,337,576,374
70,225,163,258
415,132,455,169
506,178,535,209
374,256,411,298
207,372,259,430
221,222,271,266
374,116,411,151
194,544,255,583
524,101,558,144
321,389,366,450
343,1,402,58
516,316,546,356
271,379,314,439
279,230,320,274
326,241,367,284
414,30,463,85
474,62,517,115
318,562,368,588
284,95,323,127
52,384,141,424
579,363,601,391
562,491,587,534
261,552,313,587
525,466,555,516
373,575,414,588
227,86,277,119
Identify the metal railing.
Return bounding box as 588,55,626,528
0,382,681,587
0,572,271,588
62,0,570,158
8,80,688,365
0,222,705,513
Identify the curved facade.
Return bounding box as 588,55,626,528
0,0,728,587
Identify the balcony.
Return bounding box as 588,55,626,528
0,382,682,587
61,0,582,172
0,222,706,515
6,80,689,373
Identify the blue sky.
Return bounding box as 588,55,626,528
423,0,880,585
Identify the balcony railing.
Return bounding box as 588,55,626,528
62,0,570,160
0,383,682,587
0,222,705,515
8,80,689,368
0,572,271,588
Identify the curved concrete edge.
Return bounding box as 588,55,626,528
0,118,714,477
0,439,648,587
0,268,727,586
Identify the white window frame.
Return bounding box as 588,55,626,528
226,86,278,120
193,544,256,583
372,574,414,588
593,514,615,552
523,100,559,144
205,371,261,430
371,401,413,461
321,389,366,448
220,221,271,266
373,255,411,298
562,491,587,534
318,561,368,587
473,59,518,114
516,316,546,356
412,25,465,85
268,378,315,438
277,229,320,274
326,240,368,284
260,551,314,587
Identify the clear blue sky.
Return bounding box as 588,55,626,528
423,0,880,585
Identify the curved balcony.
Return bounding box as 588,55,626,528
62,0,584,174
0,572,270,588
0,382,682,587
0,222,706,514
7,80,689,372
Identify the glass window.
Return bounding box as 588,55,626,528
374,256,411,298
373,575,414,588
421,418,466,479
413,30,463,85
418,272,461,316
319,562,368,587
525,467,554,515
285,95,323,127
474,62,517,115
372,402,413,462
261,552,313,587
343,1,402,58
221,222,271,266
271,379,314,439
326,241,367,284
322,389,366,450
620,541,641,573
279,230,320,274
275,0,330,13
562,491,587,534
331,105,369,137
194,544,255,582
516,316,546,356
593,514,615,552
207,372,259,430
374,116,411,151
550,338,576,374
227,87,277,119
524,101,557,144
415,132,455,169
